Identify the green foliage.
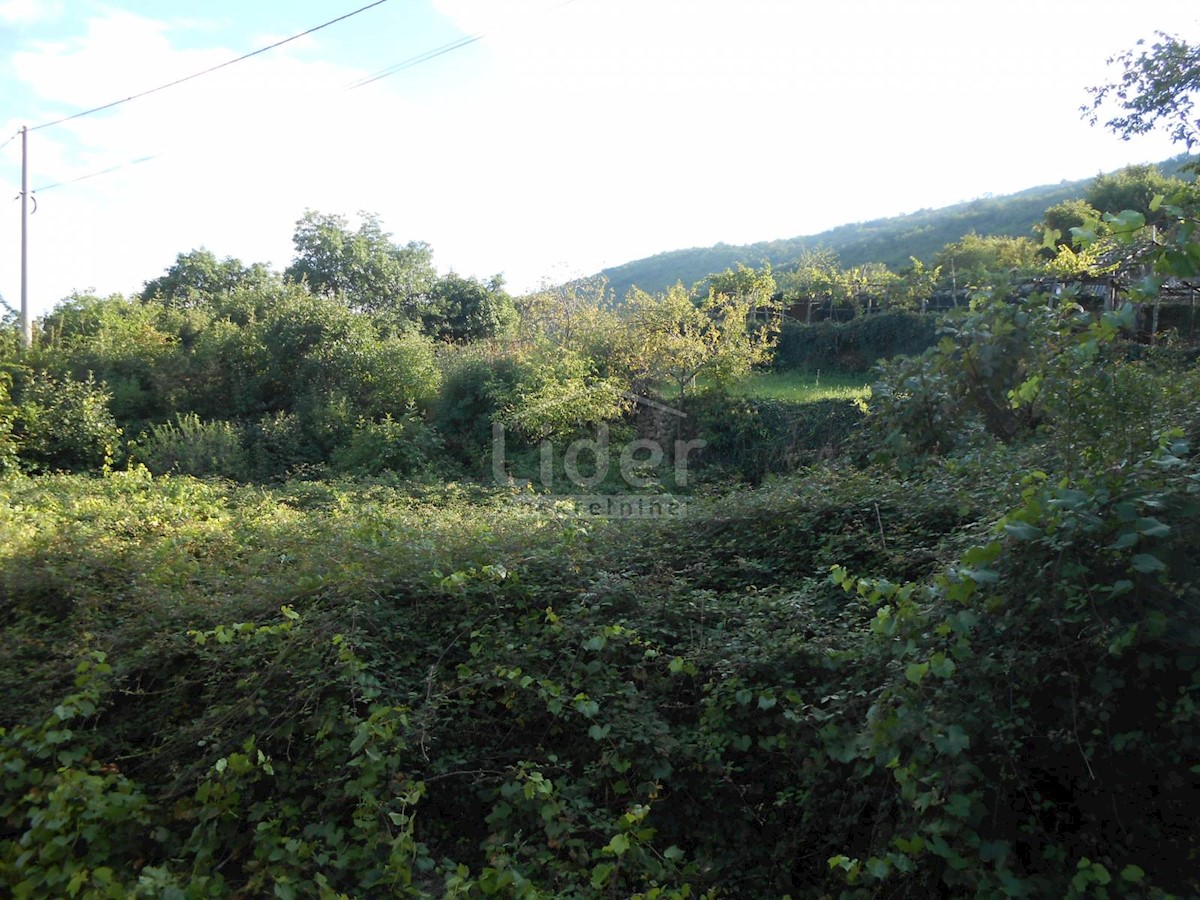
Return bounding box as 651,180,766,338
774,311,938,373
10,372,121,473
433,349,525,469
132,412,249,479
1036,198,1107,252
0,468,971,896
516,276,622,365
865,294,1162,466
685,394,866,482
1085,31,1200,150
1084,163,1199,225
495,348,628,443
934,231,1044,286
0,373,18,475
285,210,437,324
825,431,1200,896
140,248,275,307
625,281,777,405
432,345,627,472
424,273,517,343
330,411,444,478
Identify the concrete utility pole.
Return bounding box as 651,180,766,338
20,125,30,350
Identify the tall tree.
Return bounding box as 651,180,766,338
141,249,273,307
285,210,437,322
1084,164,1196,226
423,273,516,343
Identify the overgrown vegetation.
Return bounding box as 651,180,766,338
3,36,1200,897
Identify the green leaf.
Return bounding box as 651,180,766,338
866,857,891,879
933,724,970,756
1121,864,1145,882
979,840,1009,863
591,862,615,888
945,793,972,819
1135,517,1171,538
605,833,630,856
663,845,684,861
1003,522,1041,541
905,662,929,685
930,653,956,678
1131,553,1166,574
1111,530,1139,550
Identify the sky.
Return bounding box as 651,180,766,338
0,0,1198,317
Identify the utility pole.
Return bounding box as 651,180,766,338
20,125,30,350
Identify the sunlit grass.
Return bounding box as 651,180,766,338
730,369,871,403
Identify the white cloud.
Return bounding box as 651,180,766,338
0,0,61,25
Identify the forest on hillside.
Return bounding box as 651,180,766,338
598,154,1198,300
2,29,1200,900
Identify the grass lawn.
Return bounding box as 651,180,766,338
730,369,872,403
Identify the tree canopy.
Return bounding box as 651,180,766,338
1084,31,1200,149
284,210,437,322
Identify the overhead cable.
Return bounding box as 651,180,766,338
29,0,393,132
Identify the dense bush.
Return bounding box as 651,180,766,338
10,371,121,473
132,413,250,479
330,411,445,478
774,311,937,373
685,393,866,482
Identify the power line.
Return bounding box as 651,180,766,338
0,132,18,153
20,0,586,198
33,155,158,193
350,0,580,90
29,0,393,133
350,33,485,90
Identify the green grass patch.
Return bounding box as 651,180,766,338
730,369,871,403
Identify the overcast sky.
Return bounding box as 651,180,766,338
1,0,1197,316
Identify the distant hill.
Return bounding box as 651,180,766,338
598,155,1195,299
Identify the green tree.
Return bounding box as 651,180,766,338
141,249,274,307
1035,198,1106,252
1084,164,1196,226
778,248,847,322
934,232,1043,287
516,276,624,369
702,263,779,323
284,210,437,322
423,273,517,343
11,372,121,472
1084,31,1200,150
625,281,776,405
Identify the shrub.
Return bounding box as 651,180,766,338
132,413,249,479
685,392,866,482
330,411,445,477
11,372,121,473
243,411,325,480
775,311,937,372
